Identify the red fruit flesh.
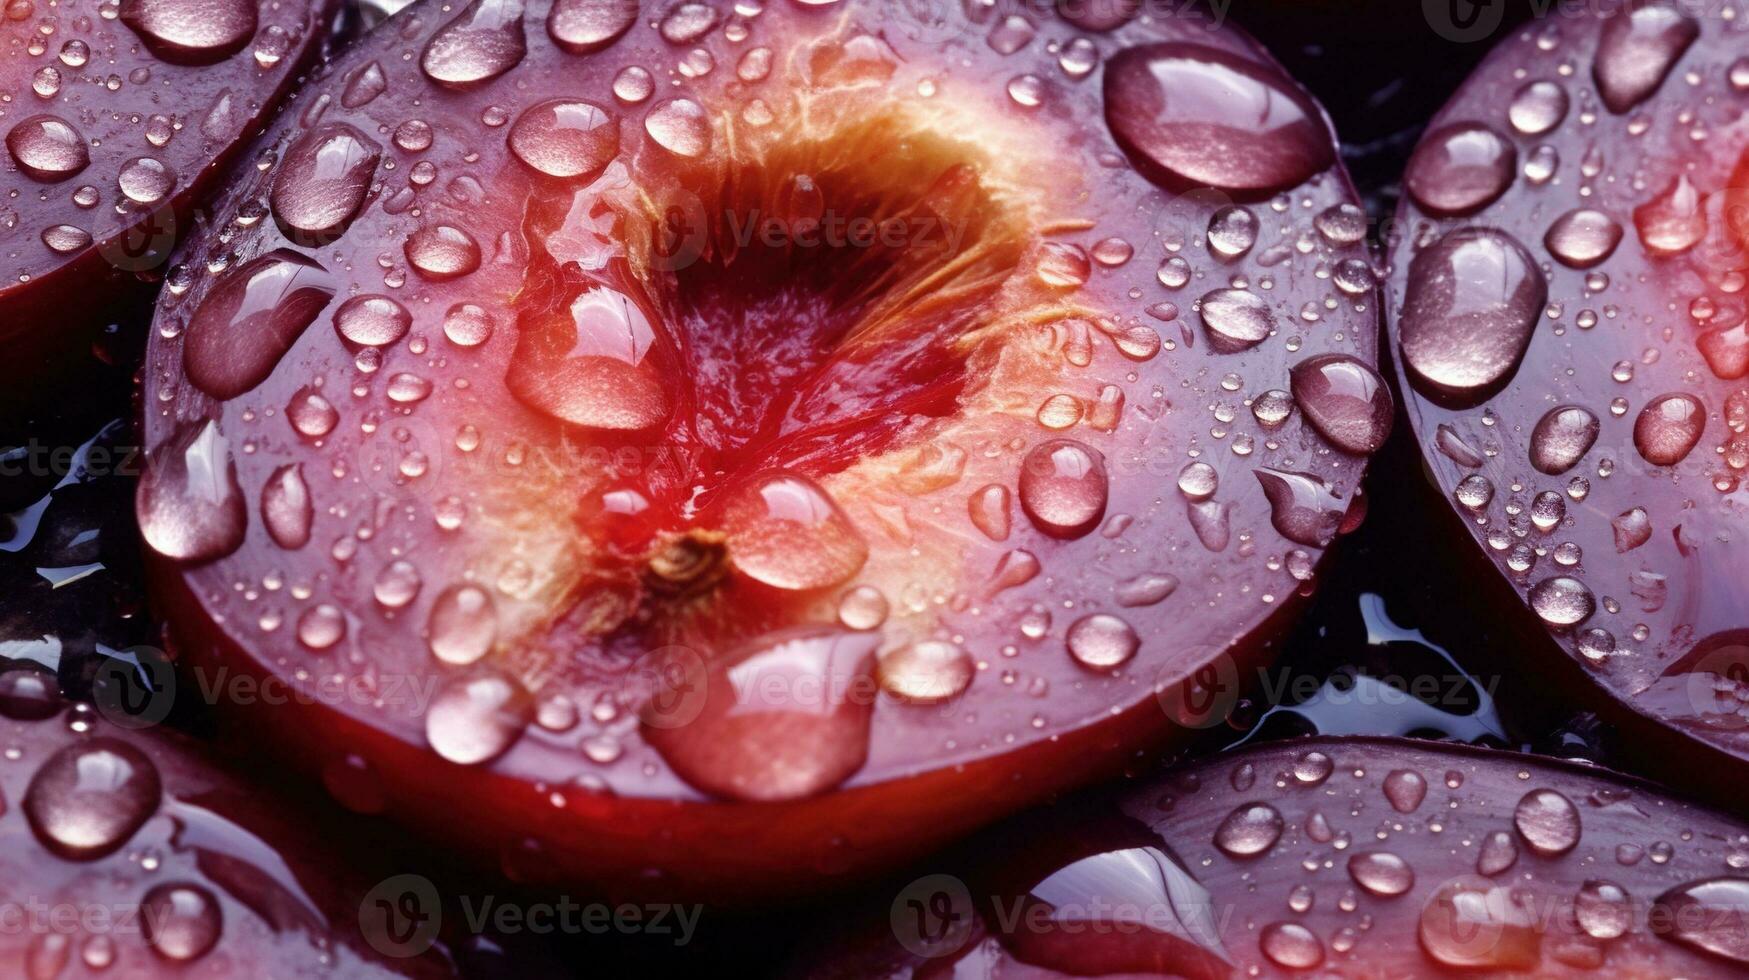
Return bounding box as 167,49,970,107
141,0,1384,899
0,693,459,977
1385,2,1749,804
793,737,1749,978
0,0,339,359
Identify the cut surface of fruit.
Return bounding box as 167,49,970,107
1384,2,1749,801
141,0,1383,897
791,737,1749,978
0,0,339,346
0,695,459,978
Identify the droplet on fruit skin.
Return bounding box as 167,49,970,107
119,0,259,66
1544,208,1622,269
6,115,89,182
260,464,312,550
723,472,868,591
422,0,528,89
1254,468,1343,548
182,250,335,400
23,739,163,861
137,420,248,563
1634,392,1706,465
969,483,1012,541
1348,851,1414,896
1383,769,1428,813
1419,879,1542,969
405,225,482,281
1259,921,1323,969
1018,439,1109,539
1529,406,1600,475
1477,830,1518,876
642,628,880,802
1199,288,1274,353
333,294,412,349
1593,1,1699,114
1213,802,1284,857
1404,123,1517,217
270,123,381,245
644,98,712,157
1116,573,1179,607
1508,79,1569,135
1529,576,1596,628
1514,788,1582,855
547,0,637,54
427,584,497,665
424,667,532,765
506,286,670,431
1612,507,1652,552
1574,879,1633,940
1102,42,1333,195
1290,354,1393,454
286,387,339,440
508,100,619,180
879,641,974,703
1634,175,1706,255
141,884,223,962
1065,613,1140,670
1399,228,1545,405
1653,878,1749,964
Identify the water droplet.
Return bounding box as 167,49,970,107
1508,80,1569,135
23,739,161,860
837,585,888,631
120,0,258,65
425,667,531,764
724,472,867,591
509,99,618,180
260,463,311,550
1260,921,1324,970
1293,751,1333,785
1593,1,1697,113
1544,208,1622,269
1104,42,1332,193
137,420,247,562
1574,880,1632,940
183,249,334,399
40,224,91,254
1612,507,1652,552
428,584,497,665
1405,123,1516,216
1400,228,1545,404
422,0,528,89
1215,802,1284,857
1207,205,1258,260
1383,769,1428,813
334,294,411,349
1117,573,1179,607
1290,353,1393,454
296,603,346,651
1529,406,1599,475
507,286,669,429
270,123,381,245
1348,851,1414,896
141,884,221,962
644,97,712,157
1634,175,1706,255
880,641,974,703
1477,830,1518,875
442,303,494,347
405,224,481,281
1634,392,1706,465
969,483,1011,541
1036,241,1091,288
1254,468,1343,548
1514,788,1581,855
1199,288,1274,353
547,0,635,53
373,560,422,609
1066,613,1140,670
287,387,338,439
118,157,175,204
1018,439,1108,539
6,115,88,182
1653,877,1749,964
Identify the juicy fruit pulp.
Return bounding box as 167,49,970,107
795,737,1749,978
0,0,338,347
1385,1,1749,803
140,0,1383,897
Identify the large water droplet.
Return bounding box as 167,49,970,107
270,123,381,245
1529,406,1600,475
260,463,312,550
509,99,618,180
1653,877,1749,964
642,628,878,801
425,666,531,764
1348,851,1414,896
182,249,335,399
1514,787,1582,855
333,294,411,350
879,640,974,703
1066,613,1140,671
1290,353,1393,454
120,0,258,65
1399,228,1545,405
427,584,497,665
23,739,162,860
1254,468,1343,548
723,472,867,591
141,884,222,962
1018,439,1109,539
1634,392,1706,465
1544,208,1622,268
507,286,669,430
1529,575,1595,627
547,0,635,53
1214,802,1284,857
405,225,481,281
644,98,712,157
422,0,527,89
1593,1,1698,113
1634,175,1706,255
6,115,88,182
1103,42,1332,194
136,420,247,563
1404,123,1516,217
1575,879,1632,940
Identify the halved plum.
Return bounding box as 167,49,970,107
0,689,465,977
1385,1,1749,806
0,0,339,370
139,0,1387,899
791,736,1749,977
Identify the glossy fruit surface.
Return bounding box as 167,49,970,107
791,736,1749,978
139,0,1384,898
1384,1,1749,803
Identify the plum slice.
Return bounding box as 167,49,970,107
791,736,1749,977
0,690,467,977
0,0,338,364
1384,1,1749,806
139,0,1385,898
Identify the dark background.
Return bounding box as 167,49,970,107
0,0,1615,974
